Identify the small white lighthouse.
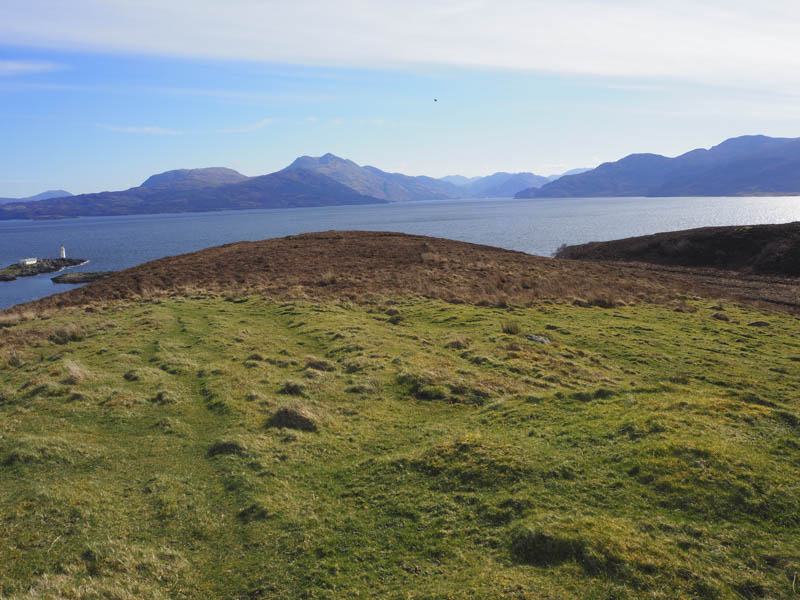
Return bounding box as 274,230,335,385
60,245,66,259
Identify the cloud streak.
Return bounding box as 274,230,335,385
97,118,274,136
211,117,273,134
0,59,61,76
1,1,800,91
97,124,183,135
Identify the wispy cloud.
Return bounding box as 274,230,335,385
147,86,335,102
97,118,274,136
0,81,336,104
211,117,272,134
603,82,666,93
0,59,62,76
97,123,183,135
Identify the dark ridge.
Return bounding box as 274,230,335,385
555,222,800,277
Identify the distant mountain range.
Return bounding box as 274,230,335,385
517,135,800,198
0,189,72,205
0,167,383,220
0,155,563,220
439,169,586,197
3,135,799,220
459,172,550,197
290,154,564,201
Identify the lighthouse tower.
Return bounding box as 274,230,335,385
60,245,66,259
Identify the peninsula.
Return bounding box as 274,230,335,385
0,257,86,282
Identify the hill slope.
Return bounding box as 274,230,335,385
286,153,463,201
517,135,800,197
22,231,800,313
556,221,800,277
1,233,798,599
0,189,72,205
0,170,384,220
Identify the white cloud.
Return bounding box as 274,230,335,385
2,1,800,91
0,59,61,76
97,124,183,135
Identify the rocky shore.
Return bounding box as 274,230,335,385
0,258,86,281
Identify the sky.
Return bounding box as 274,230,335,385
2,0,800,197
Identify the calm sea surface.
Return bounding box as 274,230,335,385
1,196,798,309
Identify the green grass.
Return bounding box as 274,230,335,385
1,296,799,599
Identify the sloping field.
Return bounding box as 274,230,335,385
1,232,799,599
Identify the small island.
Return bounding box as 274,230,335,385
0,257,87,281
51,271,115,284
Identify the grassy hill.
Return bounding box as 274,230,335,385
1,232,799,599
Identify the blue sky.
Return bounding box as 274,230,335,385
2,0,800,196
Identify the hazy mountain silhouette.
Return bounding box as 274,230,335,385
463,172,549,197
286,153,462,201
517,135,800,198
546,168,591,182
0,169,384,220
439,175,481,186
440,169,586,197
0,189,72,205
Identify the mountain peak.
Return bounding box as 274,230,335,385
141,167,247,189
289,153,355,170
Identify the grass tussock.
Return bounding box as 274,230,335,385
278,380,307,396
206,439,247,458
2,348,23,367
304,356,335,372
411,435,528,489
500,320,521,334
444,336,472,349
266,402,319,432
0,310,36,328
48,323,86,345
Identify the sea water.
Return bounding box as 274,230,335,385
1,195,798,309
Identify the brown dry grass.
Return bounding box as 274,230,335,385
3,231,799,314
